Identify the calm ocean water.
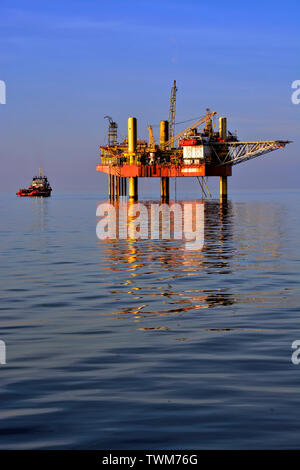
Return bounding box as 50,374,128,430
0,190,300,449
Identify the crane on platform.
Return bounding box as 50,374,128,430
165,110,218,149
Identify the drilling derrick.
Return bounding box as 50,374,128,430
168,80,177,149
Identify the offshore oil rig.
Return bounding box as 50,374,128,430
97,82,290,201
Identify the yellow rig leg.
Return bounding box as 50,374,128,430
220,176,228,201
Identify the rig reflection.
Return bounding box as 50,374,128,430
96,199,236,324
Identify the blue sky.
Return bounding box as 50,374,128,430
0,0,299,193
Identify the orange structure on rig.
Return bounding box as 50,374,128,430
97,109,290,202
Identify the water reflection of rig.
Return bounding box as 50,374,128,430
98,200,236,320
97,81,290,201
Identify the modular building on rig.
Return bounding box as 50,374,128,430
97,111,290,201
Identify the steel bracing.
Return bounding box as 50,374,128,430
214,140,290,166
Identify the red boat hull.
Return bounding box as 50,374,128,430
16,189,52,197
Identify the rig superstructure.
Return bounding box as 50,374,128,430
97,85,290,201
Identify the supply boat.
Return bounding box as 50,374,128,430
17,169,52,197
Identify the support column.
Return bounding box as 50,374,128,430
135,177,138,199
160,177,169,201
115,175,119,199
108,174,112,200
128,117,138,200
111,175,115,199
121,177,126,197
165,177,169,201
129,176,138,200
220,176,228,201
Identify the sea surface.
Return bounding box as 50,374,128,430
0,190,300,449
